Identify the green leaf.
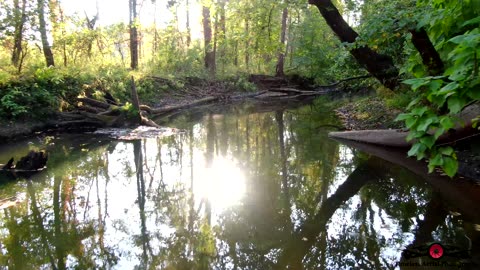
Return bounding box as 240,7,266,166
405,117,418,129
428,80,443,92
420,135,436,149
403,78,430,91
447,96,464,113
407,97,421,109
440,116,455,130
417,117,434,132
411,106,428,116
440,146,454,156
433,127,445,140
437,82,459,95
408,143,425,158
462,16,480,27
428,163,436,173
395,113,411,121
443,156,458,177
429,153,444,166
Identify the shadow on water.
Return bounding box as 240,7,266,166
0,99,479,269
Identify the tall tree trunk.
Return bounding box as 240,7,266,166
59,5,67,66
245,19,250,70
213,12,218,73
50,0,67,66
152,1,158,58
38,0,55,67
410,28,444,76
234,40,238,66
276,7,288,77
129,0,139,70
309,0,398,89
218,0,226,70
11,0,27,69
186,0,191,47
84,9,98,59
202,6,215,76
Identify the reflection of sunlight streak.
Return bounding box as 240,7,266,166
195,157,246,211
329,145,355,196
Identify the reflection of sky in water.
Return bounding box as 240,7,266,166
324,145,413,269
1,107,477,269
68,135,247,268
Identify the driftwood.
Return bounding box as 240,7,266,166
63,76,226,128
59,77,163,129
1,150,48,180
140,96,219,115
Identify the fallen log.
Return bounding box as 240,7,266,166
140,96,219,115
329,103,480,147
315,74,372,89
268,88,315,95
77,97,111,110
329,129,411,147
80,104,103,114
1,150,48,180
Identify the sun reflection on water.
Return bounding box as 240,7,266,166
194,157,246,211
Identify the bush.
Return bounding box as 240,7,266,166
0,67,85,119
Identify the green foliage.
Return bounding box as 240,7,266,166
120,102,140,120
0,67,86,119
394,0,480,177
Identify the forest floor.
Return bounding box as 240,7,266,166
334,96,404,130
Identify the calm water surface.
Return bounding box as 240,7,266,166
0,101,479,269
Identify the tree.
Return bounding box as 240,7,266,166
185,0,191,47
37,0,55,67
129,0,139,70
11,0,28,71
202,4,215,75
275,5,288,77
308,0,398,89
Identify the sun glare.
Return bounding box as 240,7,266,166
63,0,203,39
194,157,246,211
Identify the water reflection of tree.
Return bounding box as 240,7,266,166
2,105,478,269
0,136,119,269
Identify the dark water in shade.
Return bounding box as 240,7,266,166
0,100,479,269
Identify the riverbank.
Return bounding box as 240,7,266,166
334,96,404,130
333,96,480,181
0,74,327,142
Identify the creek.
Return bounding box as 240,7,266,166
0,100,479,269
